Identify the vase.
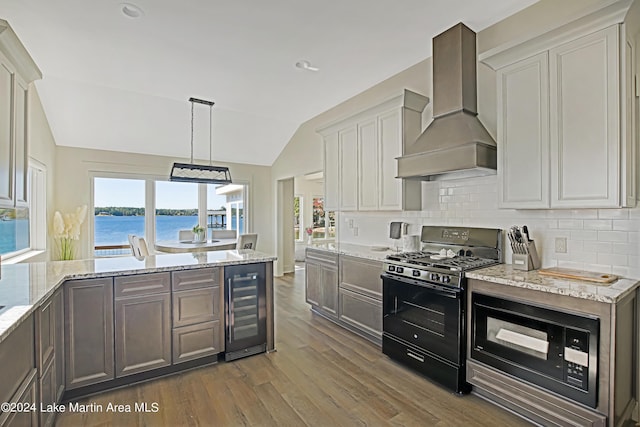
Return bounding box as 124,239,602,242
194,231,206,242
307,235,313,245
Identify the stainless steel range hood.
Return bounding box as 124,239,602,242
397,23,496,181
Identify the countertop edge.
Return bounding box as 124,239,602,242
0,253,277,344
467,266,639,304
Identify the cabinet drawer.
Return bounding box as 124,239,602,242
114,273,170,298
338,288,382,339
340,256,383,299
305,249,338,266
173,321,222,364
0,370,37,427
39,357,56,427
173,287,220,327
172,268,220,291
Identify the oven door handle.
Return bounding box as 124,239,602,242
382,274,461,298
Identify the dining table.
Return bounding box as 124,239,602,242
154,238,237,254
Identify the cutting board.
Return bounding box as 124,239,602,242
538,267,618,284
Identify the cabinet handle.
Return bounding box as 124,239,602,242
227,278,233,342
406,351,424,363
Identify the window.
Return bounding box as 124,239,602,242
156,181,199,241
92,176,250,257
0,161,45,258
94,177,145,257
208,184,246,234
294,196,302,241
311,197,335,240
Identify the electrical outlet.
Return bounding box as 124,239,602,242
348,219,354,228
555,237,567,253
352,227,358,236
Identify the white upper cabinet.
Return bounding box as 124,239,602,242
481,2,637,209
318,90,429,212
0,20,41,208
497,52,549,208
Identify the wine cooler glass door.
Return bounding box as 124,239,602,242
225,263,266,353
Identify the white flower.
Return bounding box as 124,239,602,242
53,211,66,238
52,205,88,240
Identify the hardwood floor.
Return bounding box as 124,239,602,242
56,270,531,427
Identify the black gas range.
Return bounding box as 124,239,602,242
381,226,502,394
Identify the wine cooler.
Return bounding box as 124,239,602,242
224,262,267,361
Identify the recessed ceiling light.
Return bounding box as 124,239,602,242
295,60,319,72
120,3,144,19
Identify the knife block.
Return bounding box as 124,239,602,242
512,241,541,271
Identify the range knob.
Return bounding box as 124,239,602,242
441,275,451,284
430,273,440,281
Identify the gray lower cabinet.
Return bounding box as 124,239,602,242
338,255,383,345
173,320,222,363
36,289,64,427
305,249,339,319
114,273,171,377
171,269,223,364
0,314,36,427
64,277,115,390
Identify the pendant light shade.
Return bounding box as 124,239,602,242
170,97,232,185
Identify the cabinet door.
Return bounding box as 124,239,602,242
115,293,171,377
358,118,379,210
497,52,550,208
320,264,338,317
65,278,114,390
550,26,620,208
53,290,64,403
338,288,382,340
378,109,403,210
173,320,222,364
173,287,218,327
323,132,339,211
36,293,56,371
339,126,358,211
0,56,13,207
39,357,56,427
2,372,37,427
305,260,322,307
13,75,27,206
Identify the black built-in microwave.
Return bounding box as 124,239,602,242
471,293,599,408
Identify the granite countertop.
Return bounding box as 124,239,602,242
0,250,276,343
306,242,396,262
467,264,639,304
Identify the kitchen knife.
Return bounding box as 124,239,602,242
522,225,530,242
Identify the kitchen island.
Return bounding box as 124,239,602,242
0,250,276,427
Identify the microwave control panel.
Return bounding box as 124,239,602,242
563,329,590,391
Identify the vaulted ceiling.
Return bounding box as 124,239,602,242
3,0,537,166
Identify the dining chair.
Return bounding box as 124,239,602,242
211,229,237,239
237,233,258,250
178,229,193,242
137,237,151,256
128,234,139,256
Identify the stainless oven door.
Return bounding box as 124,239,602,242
382,274,463,365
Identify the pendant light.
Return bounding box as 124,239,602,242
169,97,232,184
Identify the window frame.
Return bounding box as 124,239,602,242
90,172,250,256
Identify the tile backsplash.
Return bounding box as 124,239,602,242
339,175,640,279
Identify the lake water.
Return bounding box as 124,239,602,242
95,215,242,246
0,215,243,255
